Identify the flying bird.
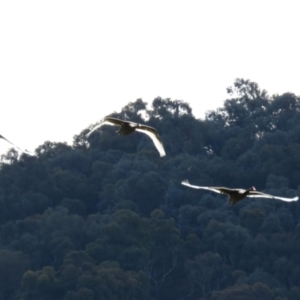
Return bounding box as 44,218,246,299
86,117,166,157
181,180,299,205
0,134,33,155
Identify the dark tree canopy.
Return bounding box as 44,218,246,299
0,79,300,300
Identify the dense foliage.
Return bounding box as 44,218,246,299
1,79,300,300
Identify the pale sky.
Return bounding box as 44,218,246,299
0,1,299,155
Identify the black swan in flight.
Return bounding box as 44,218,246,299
181,180,298,205
86,117,166,157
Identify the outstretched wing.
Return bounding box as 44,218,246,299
136,125,166,157
247,191,299,202
0,135,34,155
181,180,222,194
86,117,124,138
105,117,130,126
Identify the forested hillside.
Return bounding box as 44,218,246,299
1,79,300,300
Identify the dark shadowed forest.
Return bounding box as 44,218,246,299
1,79,300,300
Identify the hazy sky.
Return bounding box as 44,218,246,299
0,1,299,154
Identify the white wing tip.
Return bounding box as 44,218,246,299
273,195,299,202
23,150,35,156
86,124,102,138
159,150,166,157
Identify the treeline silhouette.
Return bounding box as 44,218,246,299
1,79,300,300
